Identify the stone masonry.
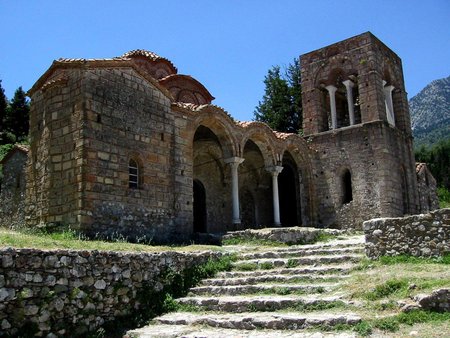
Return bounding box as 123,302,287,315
0,247,220,337
16,32,437,242
364,208,449,258
0,144,28,229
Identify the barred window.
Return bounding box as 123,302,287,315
129,159,139,189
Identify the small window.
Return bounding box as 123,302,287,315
129,159,139,189
342,170,353,204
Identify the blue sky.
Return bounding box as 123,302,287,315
1,0,449,121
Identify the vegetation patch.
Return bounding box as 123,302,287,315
362,279,409,301
222,237,286,247
0,228,222,253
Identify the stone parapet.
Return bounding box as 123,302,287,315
0,247,221,337
363,208,449,259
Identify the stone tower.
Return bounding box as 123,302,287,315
301,32,419,228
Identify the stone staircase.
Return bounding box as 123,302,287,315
126,234,365,338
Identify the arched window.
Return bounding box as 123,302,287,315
342,169,353,205
128,159,139,189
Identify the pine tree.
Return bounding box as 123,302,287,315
254,59,302,133
4,86,29,142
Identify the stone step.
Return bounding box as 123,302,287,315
239,246,364,260
201,273,349,286
155,311,361,331
217,264,357,279
188,283,337,296
126,323,357,338
176,294,346,312
232,254,363,270
222,235,364,253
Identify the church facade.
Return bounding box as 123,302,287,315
23,32,436,242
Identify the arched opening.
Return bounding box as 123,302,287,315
279,152,300,226
241,138,272,228
193,179,207,233
193,124,231,233
342,169,353,204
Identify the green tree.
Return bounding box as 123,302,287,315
4,86,29,142
254,59,302,133
415,139,450,189
0,80,7,143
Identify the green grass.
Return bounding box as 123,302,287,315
286,258,298,268
0,228,222,253
234,262,259,271
362,279,409,301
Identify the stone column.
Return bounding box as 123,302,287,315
267,165,284,226
383,81,396,126
224,157,245,225
325,85,338,129
342,80,355,125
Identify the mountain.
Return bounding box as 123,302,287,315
409,75,450,148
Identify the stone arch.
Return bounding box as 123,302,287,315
189,106,239,159
239,137,273,228
312,58,360,132
239,122,279,167
189,106,239,233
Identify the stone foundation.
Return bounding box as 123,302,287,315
0,247,221,337
363,208,449,259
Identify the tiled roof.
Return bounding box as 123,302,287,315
15,144,30,153
120,50,164,61
119,50,177,71
416,162,427,174
0,144,29,164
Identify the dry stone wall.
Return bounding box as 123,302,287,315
364,208,449,258
0,247,221,337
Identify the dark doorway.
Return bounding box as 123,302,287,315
342,170,353,204
193,179,207,232
278,163,299,226
240,189,256,228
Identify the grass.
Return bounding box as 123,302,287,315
0,228,222,252
222,237,287,247
222,231,338,247
337,253,450,336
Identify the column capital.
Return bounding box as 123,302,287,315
266,165,284,176
384,85,395,93
325,84,337,93
224,157,245,165
342,79,354,88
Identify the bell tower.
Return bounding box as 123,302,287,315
300,32,418,227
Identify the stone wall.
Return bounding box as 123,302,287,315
364,208,449,258
416,163,439,213
0,247,221,337
0,146,28,229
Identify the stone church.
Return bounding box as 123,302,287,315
9,32,437,242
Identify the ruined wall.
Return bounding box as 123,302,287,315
416,163,440,213
364,208,449,259
0,149,28,228
0,248,221,337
